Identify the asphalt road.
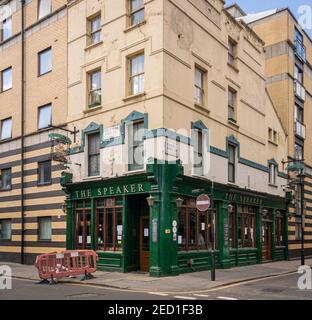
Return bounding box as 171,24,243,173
0,273,311,300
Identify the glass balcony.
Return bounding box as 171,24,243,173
295,121,306,139
295,39,306,62
294,80,306,101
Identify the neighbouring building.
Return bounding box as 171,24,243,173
61,0,290,276
0,0,68,264
232,4,312,259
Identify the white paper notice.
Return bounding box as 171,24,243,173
117,225,123,235
117,235,122,240
178,236,183,244
78,236,83,244
144,228,149,237
87,236,91,244
201,223,205,231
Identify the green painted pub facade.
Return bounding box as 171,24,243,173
61,160,290,277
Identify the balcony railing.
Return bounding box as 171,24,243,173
295,39,306,62
294,80,306,101
295,121,306,139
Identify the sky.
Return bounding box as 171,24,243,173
225,0,312,39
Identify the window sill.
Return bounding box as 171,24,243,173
85,40,103,51
37,182,52,187
228,119,239,129
82,176,101,181
268,140,278,147
38,70,52,77
269,183,278,189
194,103,210,114
125,169,145,175
124,20,147,33
227,62,239,73
227,182,238,187
84,105,102,114
1,87,13,94
123,92,146,102
0,188,12,192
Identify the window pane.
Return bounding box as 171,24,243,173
0,168,11,190
198,212,207,249
178,208,186,251
1,118,12,140
91,71,101,90
130,0,144,25
2,17,12,41
0,220,11,240
38,0,51,19
131,54,144,76
38,104,52,129
131,0,144,11
39,217,52,240
91,16,101,33
38,161,51,184
39,48,52,75
106,209,114,249
195,69,203,88
2,67,12,91
88,133,100,176
189,208,197,249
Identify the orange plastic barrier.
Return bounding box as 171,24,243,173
35,250,98,283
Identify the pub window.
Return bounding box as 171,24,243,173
74,200,92,249
0,219,11,240
128,120,145,171
38,160,52,185
38,104,52,130
0,168,12,191
228,144,236,183
237,206,256,248
275,213,285,246
129,0,145,26
129,53,145,96
88,132,100,177
1,17,12,42
178,197,217,251
96,198,123,252
38,217,52,241
229,205,236,248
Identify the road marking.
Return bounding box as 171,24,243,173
174,296,197,300
217,296,238,300
149,292,169,296
193,294,210,298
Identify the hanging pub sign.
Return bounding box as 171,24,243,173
49,133,72,163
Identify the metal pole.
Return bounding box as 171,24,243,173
211,208,216,281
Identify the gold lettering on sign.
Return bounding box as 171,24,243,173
97,188,102,196
138,184,144,192
87,189,92,197
131,184,136,193
116,186,122,194
103,188,108,195
81,190,86,198
123,186,129,193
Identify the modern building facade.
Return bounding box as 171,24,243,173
61,0,290,276
233,5,312,259
0,0,68,264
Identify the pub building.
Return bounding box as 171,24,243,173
61,160,290,277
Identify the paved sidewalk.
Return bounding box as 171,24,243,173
1,259,311,293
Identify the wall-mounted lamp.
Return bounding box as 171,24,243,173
228,204,234,212
176,197,184,208
146,195,156,208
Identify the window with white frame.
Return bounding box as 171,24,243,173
1,67,12,92
129,53,145,96
194,67,205,106
128,120,144,171
38,217,52,241
0,118,12,140
38,104,52,129
0,168,12,191
89,70,101,107
269,163,277,185
0,219,11,240
228,144,236,183
38,0,52,20
38,47,52,76
129,0,145,26
89,15,101,45
1,17,12,42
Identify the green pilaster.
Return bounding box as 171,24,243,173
121,195,127,272
256,207,262,264
148,161,182,277
66,199,74,250
272,210,276,261
219,201,231,268
284,212,289,260
91,198,95,250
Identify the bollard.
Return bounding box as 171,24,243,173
211,251,216,281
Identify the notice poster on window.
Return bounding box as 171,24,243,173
245,227,248,235
178,236,183,244
117,235,122,241
87,236,91,244
201,223,205,231
78,236,82,244
144,228,149,237
117,225,122,236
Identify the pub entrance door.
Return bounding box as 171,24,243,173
262,220,272,261
140,216,150,272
